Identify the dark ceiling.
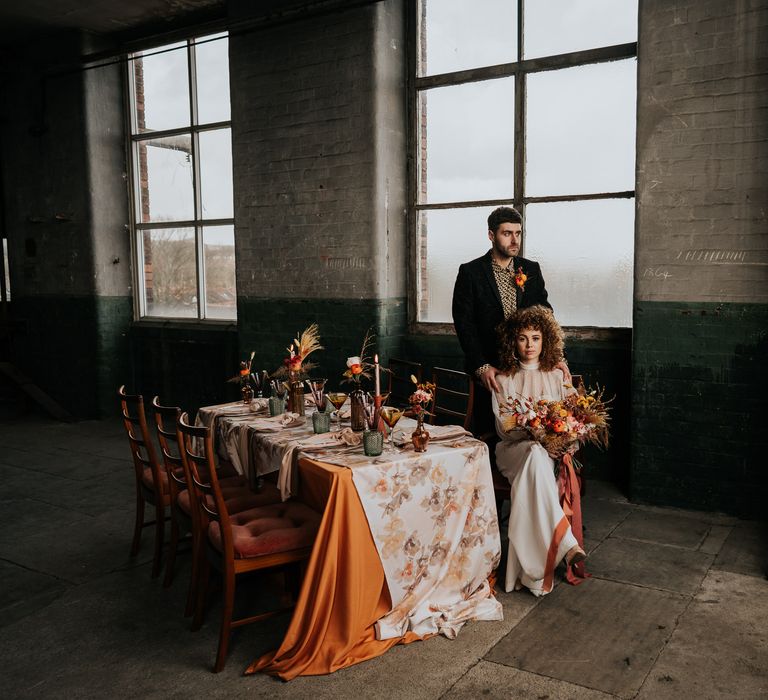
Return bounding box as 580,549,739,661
0,0,226,50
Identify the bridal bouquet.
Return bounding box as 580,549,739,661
499,386,611,466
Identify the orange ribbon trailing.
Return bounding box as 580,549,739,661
557,453,590,586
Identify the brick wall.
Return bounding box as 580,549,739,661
632,0,768,516
229,0,407,372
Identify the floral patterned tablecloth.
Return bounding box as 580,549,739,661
197,402,503,641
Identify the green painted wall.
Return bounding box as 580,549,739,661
631,301,767,517
236,296,407,390
12,295,132,418
128,322,240,415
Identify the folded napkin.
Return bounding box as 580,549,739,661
248,413,306,432
277,428,363,500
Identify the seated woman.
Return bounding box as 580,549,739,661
492,305,586,596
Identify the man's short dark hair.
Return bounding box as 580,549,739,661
487,206,522,233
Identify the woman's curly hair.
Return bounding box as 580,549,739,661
497,305,565,373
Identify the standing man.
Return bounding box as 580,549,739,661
452,206,556,432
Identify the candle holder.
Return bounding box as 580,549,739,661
312,410,331,434
363,429,384,456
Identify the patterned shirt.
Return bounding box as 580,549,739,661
491,257,518,319
476,257,518,378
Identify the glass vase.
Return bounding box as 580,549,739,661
268,396,285,416
350,388,366,432
411,414,430,452
288,380,305,416
241,384,254,404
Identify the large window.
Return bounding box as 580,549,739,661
413,1,637,327
128,34,235,321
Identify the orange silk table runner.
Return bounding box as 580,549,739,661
245,457,424,680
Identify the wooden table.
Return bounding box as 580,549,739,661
197,401,502,680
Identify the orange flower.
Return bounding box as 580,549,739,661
350,363,363,375
514,266,527,290
529,417,541,428
552,420,568,433
239,368,249,377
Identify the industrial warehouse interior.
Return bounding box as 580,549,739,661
0,1,765,698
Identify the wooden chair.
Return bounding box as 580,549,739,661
387,358,422,406
154,397,284,617
177,412,321,672
119,385,168,579
428,366,474,431
151,397,190,593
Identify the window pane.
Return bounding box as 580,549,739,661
203,225,236,320
420,78,514,203
195,34,231,124
525,0,638,59
419,0,517,76
132,43,190,133
198,129,233,219
136,135,194,223
526,59,636,197
142,227,197,318
419,206,503,322
524,199,634,327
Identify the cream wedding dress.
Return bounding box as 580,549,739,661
492,362,578,595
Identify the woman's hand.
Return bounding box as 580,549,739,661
546,442,578,460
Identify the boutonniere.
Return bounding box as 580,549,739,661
514,266,527,292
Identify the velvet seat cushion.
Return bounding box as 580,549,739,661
177,480,282,516
208,502,321,559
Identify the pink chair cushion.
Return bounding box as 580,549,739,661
177,480,282,516
141,466,168,491
208,502,320,559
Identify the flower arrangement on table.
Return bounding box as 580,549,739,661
227,351,263,402
341,328,376,386
405,376,435,452
341,328,389,431
272,323,323,415
273,323,323,380
499,385,611,475
406,376,435,423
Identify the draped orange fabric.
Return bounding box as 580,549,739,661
558,454,590,585
245,457,425,680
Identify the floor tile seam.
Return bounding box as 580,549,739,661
478,657,623,698
436,657,486,700
0,555,78,585
20,494,126,519
0,460,129,482
1,493,103,519
708,564,768,580
594,507,635,542
606,533,719,553
587,572,694,600
626,586,699,699
628,504,739,526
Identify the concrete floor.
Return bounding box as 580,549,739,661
1,416,766,700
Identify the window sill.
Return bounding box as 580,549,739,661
131,318,237,333
409,322,631,343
